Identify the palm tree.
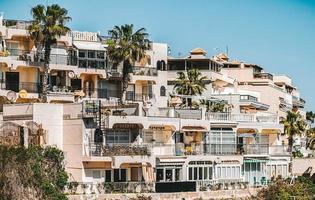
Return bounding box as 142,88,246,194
28,4,71,102
173,68,207,107
282,111,306,150
306,128,315,150
106,24,149,102
306,111,315,124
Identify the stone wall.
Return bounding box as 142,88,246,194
68,188,259,200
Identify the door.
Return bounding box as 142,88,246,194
5,72,19,92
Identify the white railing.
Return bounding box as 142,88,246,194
207,112,278,123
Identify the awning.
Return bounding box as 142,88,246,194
238,133,256,138
181,126,208,132
112,123,143,129
149,124,176,131
73,41,106,51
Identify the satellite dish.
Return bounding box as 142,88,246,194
68,71,75,79
19,89,28,98
6,91,17,101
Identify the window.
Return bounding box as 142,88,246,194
79,50,86,58
165,169,173,182
160,86,166,96
93,170,101,179
113,169,126,182
105,170,111,182
88,51,95,58
157,169,164,182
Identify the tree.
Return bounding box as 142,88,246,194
282,111,306,149
257,177,315,200
106,24,149,102
0,145,68,200
28,4,71,103
173,68,207,107
306,111,315,124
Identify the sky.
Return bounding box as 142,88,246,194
1,0,315,111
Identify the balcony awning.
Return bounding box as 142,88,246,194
181,126,208,132
73,41,106,51
149,124,175,131
112,123,143,129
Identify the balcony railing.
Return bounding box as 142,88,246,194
133,66,158,76
240,95,258,102
84,88,121,99
152,143,289,156
126,91,154,101
206,112,278,123
254,72,273,80
89,143,151,157
0,81,41,93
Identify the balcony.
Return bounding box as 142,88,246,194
0,81,40,93
126,91,154,102
253,72,273,80
239,95,269,111
206,112,278,123
89,143,151,157
132,66,157,76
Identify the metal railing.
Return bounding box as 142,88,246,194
126,91,154,101
89,143,151,157
133,66,158,76
0,81,41,93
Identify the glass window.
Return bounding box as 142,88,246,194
198,167,203,180
217,167,221,178
97,51,105,59
88,51,95,58
93,170,101,179
188,167,193,180
204,167,208,180
235,167,240,178
105,170,111,182
120,169,126,181
79,51,86,58
209,167,213,179
175,168,181,181
165,169,173,182
222,167,226,179
193,168,197,180
157,169,164,182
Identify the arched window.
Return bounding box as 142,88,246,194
160,86,166,96
160,60,166,71
157,60,161,70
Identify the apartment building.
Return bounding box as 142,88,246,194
0,14,300,194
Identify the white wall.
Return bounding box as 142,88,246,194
33,103,64,149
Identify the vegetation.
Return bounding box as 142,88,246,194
106,24,150,102
282,111,306,149
28,4,71,102
174,68,207,107
0,145,68,200
200,99,229,112
306,111,315,124
257,176,315,200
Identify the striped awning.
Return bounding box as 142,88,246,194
182,126,208,132
149,124,176,131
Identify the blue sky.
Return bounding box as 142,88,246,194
1,0,315,111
